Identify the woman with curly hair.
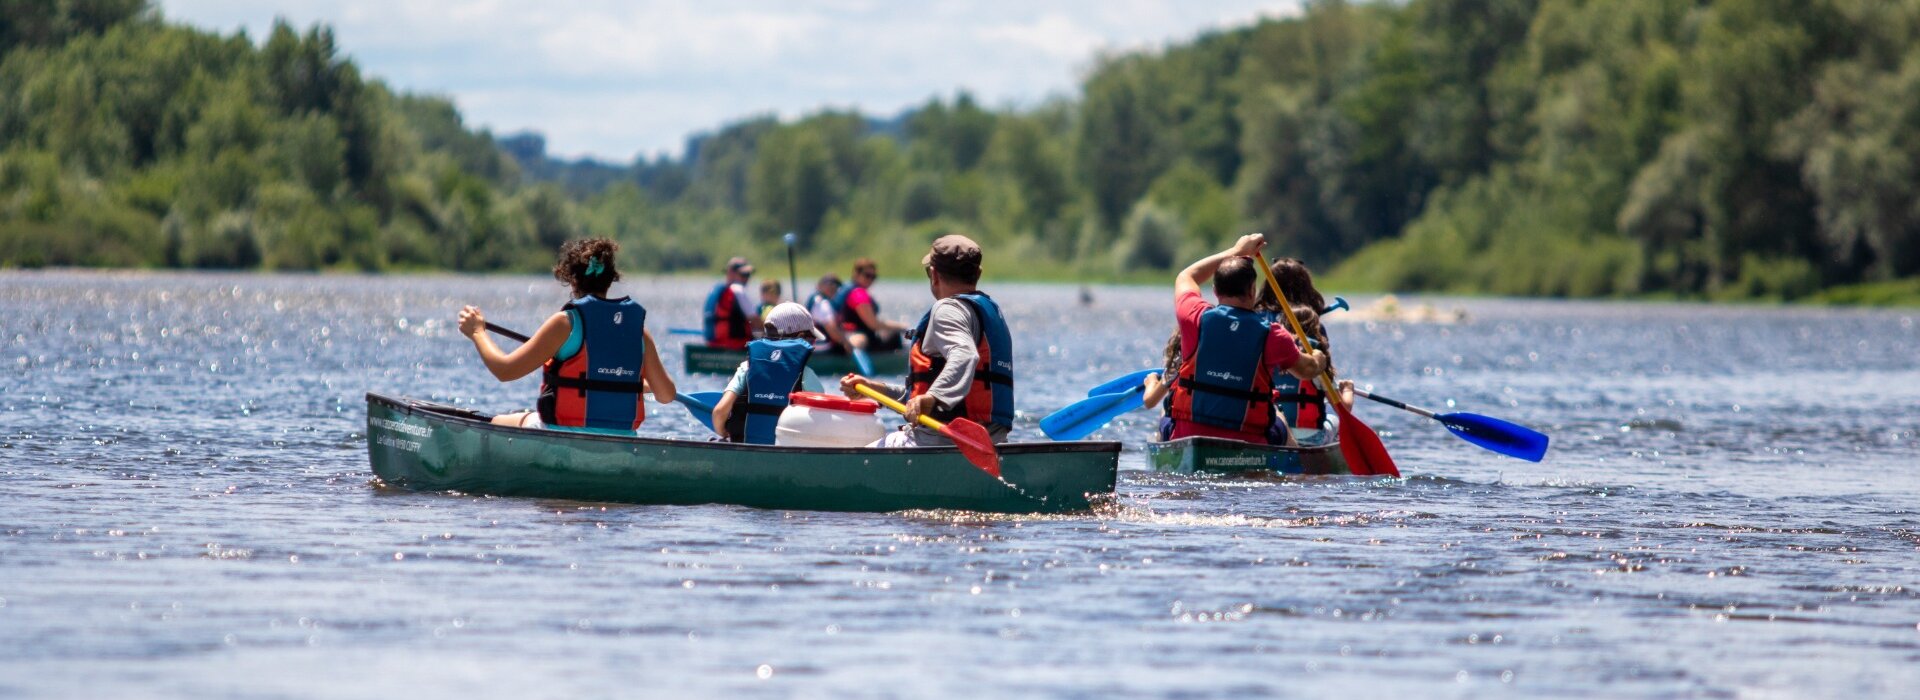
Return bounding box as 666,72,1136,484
456,238,676,433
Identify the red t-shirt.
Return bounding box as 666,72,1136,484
1171,289,1301,442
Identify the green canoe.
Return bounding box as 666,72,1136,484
1146,436,1355,475
682,344,910,376
365,393,1118,514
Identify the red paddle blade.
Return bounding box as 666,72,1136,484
943,417,1002,478
1331,401,1399,477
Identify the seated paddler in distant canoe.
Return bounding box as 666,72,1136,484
1160,233,1326,446
839,235,1014,448
828,257,911,356
456,238,677,433
702,256,762,350
711,302,830,444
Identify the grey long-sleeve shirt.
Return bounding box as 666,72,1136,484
870,297,1010,445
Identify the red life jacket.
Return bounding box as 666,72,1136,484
1170,305,1275,436
704,282,750,350
906,294,1015,430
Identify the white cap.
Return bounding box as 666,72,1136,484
765,302,825,340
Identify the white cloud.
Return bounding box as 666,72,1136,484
158,0,1302,160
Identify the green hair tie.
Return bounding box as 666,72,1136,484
584,258,605,277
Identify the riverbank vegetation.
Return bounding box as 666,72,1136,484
4,1,1919,303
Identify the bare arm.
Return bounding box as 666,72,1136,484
712,391,737,440
854,303,903,334
1176,233,1266,300
1286,349,1328,382
458,307,570,382
640,330,675,403
1141,372,1169,409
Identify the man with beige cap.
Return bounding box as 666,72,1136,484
840,235,1015,447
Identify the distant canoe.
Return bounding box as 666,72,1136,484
682,344,910,376
365,393,1118,514
1147,436,1356,475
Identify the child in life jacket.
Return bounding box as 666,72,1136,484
758,279,783,318
712,302,828,444
1141,330,1182,441
1255,257,1354,446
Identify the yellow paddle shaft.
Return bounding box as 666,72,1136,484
854,383,950,433
1253,250,1341,400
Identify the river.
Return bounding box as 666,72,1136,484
2,271,1916,697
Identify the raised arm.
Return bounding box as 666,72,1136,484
1175,233,1266,299
458,307,570,382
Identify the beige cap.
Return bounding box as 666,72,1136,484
921,234,982,276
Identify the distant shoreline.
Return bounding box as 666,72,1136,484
9,266,1916,308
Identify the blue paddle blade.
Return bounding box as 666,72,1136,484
851,348,877,376
1086,368,1159,397
1437,412,1550,462
674,391,724,433
1041,386,1147,441
667,328,705,337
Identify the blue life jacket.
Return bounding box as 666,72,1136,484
1170,305,1275,435
725,338,813,445
538,296,649,432
908,292,1015,430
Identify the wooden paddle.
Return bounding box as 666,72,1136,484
852,383,1001,477
1253,250,1400,477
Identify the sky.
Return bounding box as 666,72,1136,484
158,1,1301,162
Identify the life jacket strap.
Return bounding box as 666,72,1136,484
909,368,1013,387
1177,377,1272,404
741,403,787,416
545,375,647,393
1273,394,1326,404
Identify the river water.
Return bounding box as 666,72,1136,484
2,271,1916,698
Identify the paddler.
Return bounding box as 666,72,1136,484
456,238,676,433
832,258,910,355
1167,233,1326,444
839,235,1013,447
805,273,848,352
712,302,828,444
1256,257,1355,446
702,256,760,350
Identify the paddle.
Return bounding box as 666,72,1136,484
851,383,1000,477
1253,250,1400,477
1323,296,1350,315
1353,389,1550,462
784,232,800,308
849,347,876,376
673,391,725,433
667,328,705,337
1086,368,1160,397
484,321,529,343
1040,383,1148,441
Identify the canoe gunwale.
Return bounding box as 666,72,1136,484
1146,435,1357,476
368,392,1119,458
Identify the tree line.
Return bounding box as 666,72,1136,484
5,0,1920,301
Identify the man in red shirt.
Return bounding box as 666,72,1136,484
1169,233,1326,444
